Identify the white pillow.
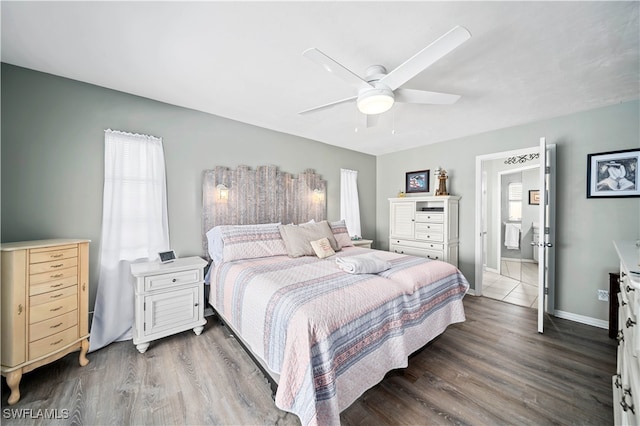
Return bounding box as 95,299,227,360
310,237,336,259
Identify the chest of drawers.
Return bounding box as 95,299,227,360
130,256,207,353
1,239,90,405
389,196,460,266
613,240,640,425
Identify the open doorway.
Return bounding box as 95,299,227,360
475,146,540,308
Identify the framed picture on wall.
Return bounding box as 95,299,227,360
528,190,540,205
405,170,429,194
587,148,640,198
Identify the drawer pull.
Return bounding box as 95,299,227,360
626,318,636,328
617,330,624,344
620,397,635,414
50,322,63,329
50,263,64,268
51,283,64,288
50,273,63,279
50,253,64,258
50,306,63,312
626,285,635,292
621,271,626,278
18,304,23,315
615,374,622,388
50,293,63,299
172,278,178,283
50,339,63,346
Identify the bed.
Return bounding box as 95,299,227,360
205,219,469,426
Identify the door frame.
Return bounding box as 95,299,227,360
474,145,539,296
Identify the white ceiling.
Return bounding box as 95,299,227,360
2,1,639,155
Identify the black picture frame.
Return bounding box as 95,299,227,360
587,148,640,198
528,190,540,205
405,170,430,194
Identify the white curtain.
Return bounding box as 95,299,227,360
89,130,170,352
340,168,362,238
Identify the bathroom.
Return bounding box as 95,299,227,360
481,155,540,308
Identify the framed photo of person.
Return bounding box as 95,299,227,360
587,148,640,198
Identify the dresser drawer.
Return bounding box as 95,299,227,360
29,326,78,360
415,231,444,242
30,285,77,307
30,266,78,286
30,275,77,296
30,295,78,324
415,223,444,233
29,310,78,342
29,257,78,275
30,246,78,264
415,212,444,223
144,269,201,292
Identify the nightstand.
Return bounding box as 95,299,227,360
130,256,207,354
352,239,373,249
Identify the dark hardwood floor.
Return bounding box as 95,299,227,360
2,296,616,425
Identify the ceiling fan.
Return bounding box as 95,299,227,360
299,25,471,118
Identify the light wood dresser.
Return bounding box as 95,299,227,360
1,239,90,405
130,256,207,354
613,240,640,425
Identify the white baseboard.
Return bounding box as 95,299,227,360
553,309,608,330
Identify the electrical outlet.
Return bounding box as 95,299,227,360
597,289,609,302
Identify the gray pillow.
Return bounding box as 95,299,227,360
279,220,340,257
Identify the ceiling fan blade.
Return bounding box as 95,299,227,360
380,26,471,91
298,95,358,115
303,48,372,90
395,88,461,105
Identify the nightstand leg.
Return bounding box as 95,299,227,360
6,369,22,405
79,339,90,367
136,343,150,354
193,325,204,336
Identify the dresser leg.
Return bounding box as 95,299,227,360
6,369,22,405
136,343,150,354
79,339,90,367
193,325,204,336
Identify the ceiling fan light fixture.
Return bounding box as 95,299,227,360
357,87,395,115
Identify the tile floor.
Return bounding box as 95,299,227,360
482,260,539,308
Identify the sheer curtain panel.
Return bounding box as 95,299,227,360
89,130,170,352
340,168,362,238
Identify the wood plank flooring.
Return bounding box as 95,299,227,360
2,296,616,425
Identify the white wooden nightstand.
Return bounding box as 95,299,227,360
130,256,207,354
352,239,373,249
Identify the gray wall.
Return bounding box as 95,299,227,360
377,100,640,322
1,64,377,312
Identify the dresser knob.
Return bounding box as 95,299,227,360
172,278,177,283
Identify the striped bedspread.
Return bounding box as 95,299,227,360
210,247,469,425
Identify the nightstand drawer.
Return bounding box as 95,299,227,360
30,295,78,324
30,310,78,342
144,269,200,291
29,326,78,359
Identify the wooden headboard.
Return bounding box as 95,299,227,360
202,165,327,258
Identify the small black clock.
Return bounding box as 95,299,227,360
158,250,176,263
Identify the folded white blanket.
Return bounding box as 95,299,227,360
336,253,391,274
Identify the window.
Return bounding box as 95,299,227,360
508,182,522,221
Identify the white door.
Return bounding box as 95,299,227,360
537,137,556,333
